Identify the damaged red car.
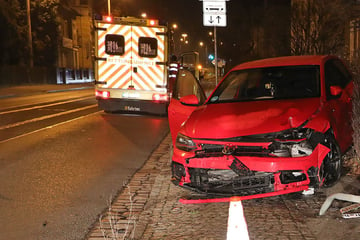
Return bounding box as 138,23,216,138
168,55,353,199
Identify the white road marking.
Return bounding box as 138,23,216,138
0,111,102,144
0,104,98,130
0,96,94,115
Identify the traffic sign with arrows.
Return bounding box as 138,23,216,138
202,0,227,27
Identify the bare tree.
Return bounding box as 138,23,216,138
291,0,351,55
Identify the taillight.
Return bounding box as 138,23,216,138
152,93,168,102
95,90,110,99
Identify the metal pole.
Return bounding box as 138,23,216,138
205,45,208,67
214,26,218,85
107,0,111,16
26,0,33,68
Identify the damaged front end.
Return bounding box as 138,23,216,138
171,128,333,198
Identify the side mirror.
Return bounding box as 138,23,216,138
180,94,200,106
330,85,342,97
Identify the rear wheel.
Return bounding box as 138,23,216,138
320,135,342,187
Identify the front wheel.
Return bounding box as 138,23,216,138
320,135,342,188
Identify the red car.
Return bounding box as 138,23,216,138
168,55,353,199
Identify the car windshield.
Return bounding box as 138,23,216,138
208,65,320,103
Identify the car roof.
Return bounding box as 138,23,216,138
232,55,336,70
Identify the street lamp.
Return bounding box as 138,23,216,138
141,13,147,18
181,33,189,50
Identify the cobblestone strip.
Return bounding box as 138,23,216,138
85,134,172,240
281,195,323,240
242,196,313,240
135,167,229,240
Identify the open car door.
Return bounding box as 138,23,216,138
168,68,206,146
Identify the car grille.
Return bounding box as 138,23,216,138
188,168,274,196
195,143,271,157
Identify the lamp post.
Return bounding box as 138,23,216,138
107,0,111,16
199,41,208,67
170,23,178,54
26,0,33,68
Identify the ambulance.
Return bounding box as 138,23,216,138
94,16,170,114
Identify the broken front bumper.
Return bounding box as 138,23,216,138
171,143,330,198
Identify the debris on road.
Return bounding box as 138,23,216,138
319,193,360,217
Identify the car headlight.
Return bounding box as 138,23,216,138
176,133,197,152
274,128,312,141
271,128,314,157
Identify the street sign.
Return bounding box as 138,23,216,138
203,13,226,27
203,1,226,13
202,0,227,27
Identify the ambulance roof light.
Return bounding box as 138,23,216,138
148,19,157,26
104,15,113,22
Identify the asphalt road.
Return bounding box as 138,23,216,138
0,86,169,240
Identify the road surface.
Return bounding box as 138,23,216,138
0,86,169,240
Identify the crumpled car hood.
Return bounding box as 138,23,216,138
182,98,321,139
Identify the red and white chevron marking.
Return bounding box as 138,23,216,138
97,23,166,91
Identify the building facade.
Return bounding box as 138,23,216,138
57,0,93,83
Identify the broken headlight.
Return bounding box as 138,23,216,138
270,128,314,157
176,133,197,152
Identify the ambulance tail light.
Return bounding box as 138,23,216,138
95,90,110,99
152,93,168,102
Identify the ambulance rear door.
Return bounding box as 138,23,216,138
95,22,133,92
130,24,168,97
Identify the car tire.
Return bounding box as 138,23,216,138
320,135,342,188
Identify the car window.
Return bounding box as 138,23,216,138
209,66,320,103
325,59,352,98
172,69,206,103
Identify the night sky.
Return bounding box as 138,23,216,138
94,0,212,42
94,0,290,68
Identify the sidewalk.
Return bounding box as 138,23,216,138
0,83,94,99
